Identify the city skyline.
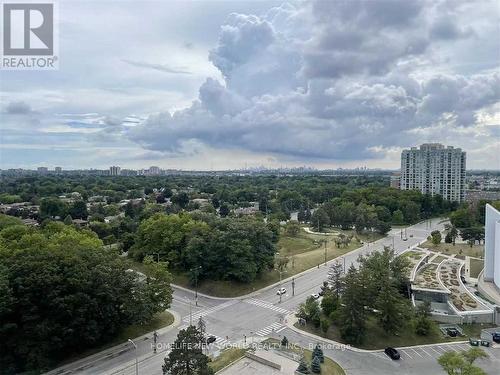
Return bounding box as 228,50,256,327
1,1,499,170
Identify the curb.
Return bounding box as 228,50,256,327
44,309,180,375
285,313,470,353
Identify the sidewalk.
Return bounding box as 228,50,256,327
44,310,181,375
284,313,468,353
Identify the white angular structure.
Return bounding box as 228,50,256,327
484,204,500,288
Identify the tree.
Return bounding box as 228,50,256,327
374,220,391,235
40,197,67,218
392,209,404,225
460,227,484,246
0,224,171,373
415,301,433,336
462,348,488,365
297,296,321,327
375,281,411,334
430,230,442,245
162,326,214,375
338,266,367,344
312,344,324,363
328,261,345,298
320,317,330,334
296,357,310,374
285,220,301,236
311,208,330,232
438,349,488,375
219,203,230,217
311,355,321,373
320,292,339,316
171,192,190,209
68,200,88,219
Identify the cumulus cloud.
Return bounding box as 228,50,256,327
123,0,499,166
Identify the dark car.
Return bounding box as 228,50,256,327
206,335,217,344
492,332,500,344
384,347,400,360
447,328,459,337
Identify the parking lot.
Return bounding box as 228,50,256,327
371,341,499,362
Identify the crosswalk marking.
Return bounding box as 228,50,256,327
243,298,292,315
210,335,230,349
182,300,238,323
255,322,285,336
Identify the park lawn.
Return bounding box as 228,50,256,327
171,233,365,297
422,241,484,259
278,232,321,256
264,338,345,375
469,258,484,279
209,347,247,372
296,315,492,350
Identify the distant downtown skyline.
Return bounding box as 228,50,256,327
1,1,499,170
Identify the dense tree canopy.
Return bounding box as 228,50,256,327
0,223,172,373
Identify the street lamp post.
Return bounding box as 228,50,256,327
279,270,283,303
128,339,138,375
324,240,327,265
191,266,202,306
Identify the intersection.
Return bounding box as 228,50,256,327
47,218,500,375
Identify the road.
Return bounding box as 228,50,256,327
46,218,500,375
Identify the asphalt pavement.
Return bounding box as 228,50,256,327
46,218,500,375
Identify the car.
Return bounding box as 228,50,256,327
492,332,500,343
403,237,408,241
311,293,320,299
384,347,400,360
446,328,459,337
277,287,287,295
318,290,325,296
206,335,217,344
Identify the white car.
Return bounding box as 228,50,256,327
277,287,287,295
311,293,320,299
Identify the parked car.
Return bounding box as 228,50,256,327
318,290,325,296
311,293,320,299
277,287,287,295
384,347,400,360
446,328,459,337
492,332,500,343
206,335,217,344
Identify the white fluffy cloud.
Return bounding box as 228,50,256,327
126,0,499,167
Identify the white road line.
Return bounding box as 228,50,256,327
429,347,442,356
420,347,433,357
436,346,449,353
256,322,284,336
401,350,413,359
182,300,238,323
275,326,287,333
244,299,291,315
409,348,423,357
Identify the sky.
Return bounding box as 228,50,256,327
1,0,499,170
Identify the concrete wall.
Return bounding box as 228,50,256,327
484,204,500,287
431,311,494,324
